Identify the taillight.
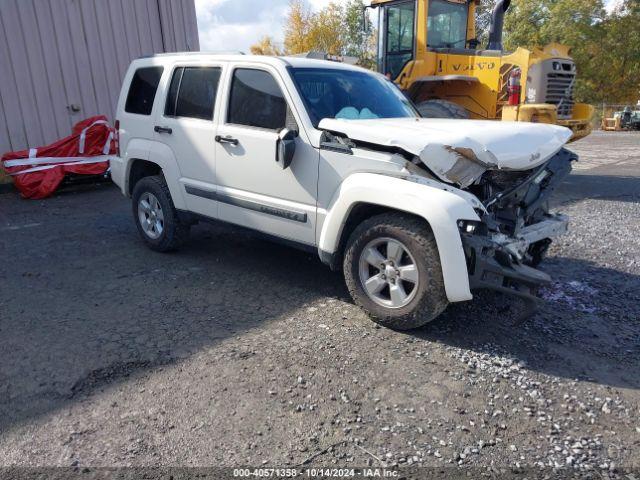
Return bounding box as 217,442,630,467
508,68,522,106
114,119,121,156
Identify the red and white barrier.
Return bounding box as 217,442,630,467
1,116,116,199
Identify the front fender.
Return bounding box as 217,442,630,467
319,173,481,303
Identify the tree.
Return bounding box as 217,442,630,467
591,0,640,103
250,36,283,56
281,0,377,67
284,0,313,54
343,0,377,68
503,0,640,103
475,0,497,45
307,3,346,55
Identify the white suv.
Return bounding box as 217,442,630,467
110,54,576,330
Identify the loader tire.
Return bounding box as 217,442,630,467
417,99,469,119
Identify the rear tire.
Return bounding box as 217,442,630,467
343,213,449,331
417,99,469,119
132,175,190,252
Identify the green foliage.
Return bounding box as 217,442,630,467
502,0,640,103
343,0,377,68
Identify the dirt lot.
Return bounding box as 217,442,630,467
0,131,639,475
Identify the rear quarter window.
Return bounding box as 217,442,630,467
125,67,164,116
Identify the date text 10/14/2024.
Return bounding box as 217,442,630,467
232,468,400,478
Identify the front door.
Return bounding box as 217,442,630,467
214,66,318,246
153,64,224,218
382,1,416,80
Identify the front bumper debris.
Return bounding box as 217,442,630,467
458,147,576,306
461,231,552,303
460,207,570,304
493,214,569,261
462,229,553,322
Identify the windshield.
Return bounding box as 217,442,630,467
427,0,469,49
290,68,417,128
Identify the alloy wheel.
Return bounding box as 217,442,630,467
358,237,419,309
138,192,165,240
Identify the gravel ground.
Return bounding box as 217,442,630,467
0,131,638,476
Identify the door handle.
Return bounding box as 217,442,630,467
154,126,173,134
215,135,239,146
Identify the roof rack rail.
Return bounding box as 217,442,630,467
292,51,358,65
201,50,246,55
137,51,246,59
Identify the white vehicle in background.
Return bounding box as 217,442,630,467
110,53,575,330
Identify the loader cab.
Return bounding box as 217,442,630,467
376,0,416,80
373,0,477,80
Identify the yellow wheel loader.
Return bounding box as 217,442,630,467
369,0,594,141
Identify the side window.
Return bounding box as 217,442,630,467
165,67,222,120
125,67,164,115
228,69,287,130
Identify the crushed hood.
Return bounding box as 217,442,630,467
318,117,573,187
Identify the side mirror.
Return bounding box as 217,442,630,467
276,129,298,170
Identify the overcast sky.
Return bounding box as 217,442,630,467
195,0,623,53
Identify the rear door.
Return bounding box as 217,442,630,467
120,65,165,157
153,63,224,218
213,65,318,246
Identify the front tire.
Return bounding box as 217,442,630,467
132,175,190,252
343,213,449,330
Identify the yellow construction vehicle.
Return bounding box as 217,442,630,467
369,0,594,141
602,106,640,131
602,114,623,132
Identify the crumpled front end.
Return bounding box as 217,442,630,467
459,148,577,301
316,117,576,303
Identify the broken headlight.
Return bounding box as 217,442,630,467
458,220,481,234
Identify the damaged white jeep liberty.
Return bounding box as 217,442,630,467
110,54,576,330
